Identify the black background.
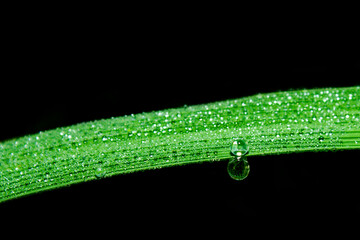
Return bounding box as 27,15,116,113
0,14,359,226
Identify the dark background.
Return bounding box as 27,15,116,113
0,14,359,225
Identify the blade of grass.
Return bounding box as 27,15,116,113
1,86,359,203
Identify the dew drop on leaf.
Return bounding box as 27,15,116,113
95,167,106,178
230,138,249,157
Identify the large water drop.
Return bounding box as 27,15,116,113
227,156,250,181
228,138,250,181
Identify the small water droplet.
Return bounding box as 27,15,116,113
230,138,249,157
318,136,325,142
95,167,106,178
227,156,250,181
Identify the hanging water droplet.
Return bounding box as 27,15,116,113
227,156,250,181
95,167,106,178
228,138,250,180
230,138,249,157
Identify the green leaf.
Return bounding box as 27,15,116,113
1,86,359,203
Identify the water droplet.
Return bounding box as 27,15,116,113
228,138,250,181
230,138,249,157
227,156,250,181
318,136,325,142
95,167,106,178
